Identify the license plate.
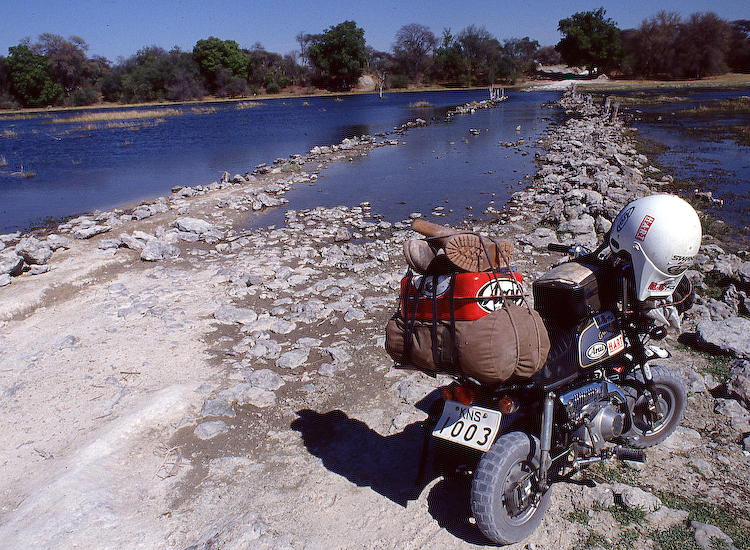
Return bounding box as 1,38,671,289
432,401,502,452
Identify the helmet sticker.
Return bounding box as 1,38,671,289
666,254,694,276
634,215,655,242
616,206,635,232
648,279,678,292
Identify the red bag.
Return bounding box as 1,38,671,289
399,271,524,322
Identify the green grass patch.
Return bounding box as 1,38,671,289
616,529,640,547
631,131,669,158
581,528,644,550
567,509,591,525
711,538,733,550
651,525,701,550
610,504,648,526
657,493,750,549
679,97,750,115
673,342,732,382
583,530,612,549
589,462,641,485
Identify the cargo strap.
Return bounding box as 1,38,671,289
403,271,426,361
429,274,440,367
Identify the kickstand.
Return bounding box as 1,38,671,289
415,400,442,486
414,420,432,486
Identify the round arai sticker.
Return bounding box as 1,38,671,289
476,278,524,313
586,342,607,361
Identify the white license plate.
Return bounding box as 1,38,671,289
432,400,502,452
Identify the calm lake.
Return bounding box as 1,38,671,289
1,87,748,236
0,90,556,233
616,87,750,236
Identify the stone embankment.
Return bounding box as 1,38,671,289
0,91,748,549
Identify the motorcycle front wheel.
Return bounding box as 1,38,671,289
470,431,552,545
625,364,687,448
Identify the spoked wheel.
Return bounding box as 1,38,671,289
470,432,552,545
625,365,687,448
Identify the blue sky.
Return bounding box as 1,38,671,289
1,0,747,61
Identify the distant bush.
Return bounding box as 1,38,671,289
70,86,99,106
235,101,263,109
265,81,281,94
52,108,182,123
390,74,409,88
0,92,20,110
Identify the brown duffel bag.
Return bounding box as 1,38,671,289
385,303,550,385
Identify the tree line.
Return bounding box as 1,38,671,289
0,11,748,109
0,22,540,108
555,8,750,79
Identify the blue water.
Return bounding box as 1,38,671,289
0,89,543,233
614,87,750,234
7,87,743,239
250,91,561,227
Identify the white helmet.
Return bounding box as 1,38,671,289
610,194,702,302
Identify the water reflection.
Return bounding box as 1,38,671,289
0,89,514,232
249,92,560,228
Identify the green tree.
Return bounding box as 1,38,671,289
307,20,367,91
192,37,249,93
728,20,750,73
246,45,288,93
675,12,731,79
430,28,467,85
392,23,436,79
503,36,540,75
117,46,205,103
536,45,562,65
457,25,513,85
627,11,682,77
556,8,622,75
29,34,112,105
32,33,88,95
0,56,19,108
5,44,63,107
281,52,311,88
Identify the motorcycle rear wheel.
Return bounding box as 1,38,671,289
626,365,687,448
470,431,552,545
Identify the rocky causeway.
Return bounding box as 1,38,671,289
0,91,748,549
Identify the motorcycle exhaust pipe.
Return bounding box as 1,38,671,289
538,392,555,490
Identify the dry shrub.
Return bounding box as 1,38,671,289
52,108,182,123
235,101,264,109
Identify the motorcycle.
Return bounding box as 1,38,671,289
411,238,692,545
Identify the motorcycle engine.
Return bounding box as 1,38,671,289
559,381,628,452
